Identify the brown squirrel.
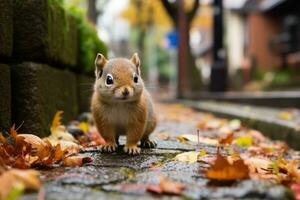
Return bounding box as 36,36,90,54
91,53,157,154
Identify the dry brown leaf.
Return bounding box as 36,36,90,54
247,130,266,143
219,133,234,145
63,156,92,167
0,126,33,169
147,176,185,195
18,134,47,155
0,169,41,199
205,150,249,181
244,157,273,174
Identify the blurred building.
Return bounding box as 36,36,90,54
193,0,300,90
226,0,300,90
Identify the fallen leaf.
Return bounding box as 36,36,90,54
78,122,89,133
204,150,249,181
18,134,47,155
228,119,241,131
174,150,206,163
47,111,78,145
205,119,225,130
46,140,80,155
46,128,78,145
233,136,253,146
291,183,300,200
244,157,273,174
219,133,234,145
247,130,266,143
0,169,41,199
147,176,185,195
278,111,293,120
63,156,92,167
50,111,64,132
87,126,106,146
197,154,216,165
179,134,219,146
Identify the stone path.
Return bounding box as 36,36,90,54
20,104,293,200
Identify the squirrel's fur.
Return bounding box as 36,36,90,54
91,53,157,154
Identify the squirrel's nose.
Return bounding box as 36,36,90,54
122,88,129,97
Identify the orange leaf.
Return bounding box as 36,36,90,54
50,111,64,132
10,124,18,139
0,169,41,199
18,134,47,156
219,133,234,144
63,156,92,167
205,150,249,181
147,176,185,195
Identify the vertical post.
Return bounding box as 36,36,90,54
177,0,187,98
210,0,227,92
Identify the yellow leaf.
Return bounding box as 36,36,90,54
50,111,64,132
233,136,253,146
179,134,219,146
78,122,89,133
175,151,199,163
174,150,207,163
277,111,293,120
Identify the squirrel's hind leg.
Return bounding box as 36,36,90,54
140,116,157,149
140,136,157,148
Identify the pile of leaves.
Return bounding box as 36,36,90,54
0,111,104,199
166,106,300,197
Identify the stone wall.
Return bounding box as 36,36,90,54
0,0,13,59
0,0,101,136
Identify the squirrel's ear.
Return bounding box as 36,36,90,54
95,53,107,78
130,52,141,75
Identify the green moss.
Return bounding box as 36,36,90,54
65,6,108,74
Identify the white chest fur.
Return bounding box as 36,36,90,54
101,103,133,127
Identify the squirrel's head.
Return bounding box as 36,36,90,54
93,53,144,102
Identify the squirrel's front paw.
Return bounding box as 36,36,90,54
100,143,117,153
124,145,141,155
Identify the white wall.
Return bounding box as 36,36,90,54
225,10,245,75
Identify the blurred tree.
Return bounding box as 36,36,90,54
121,0,173,79
121,0,173,29
87,0,109,25
87,0,98,24
161,0,203,97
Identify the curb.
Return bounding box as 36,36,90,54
179,100,300,150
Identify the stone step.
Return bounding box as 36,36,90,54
76,74,94,113
11,62,78,137
0,0,13,58
0,64,11,131
183,91,300,108
13,0,78,67
180,100,300,150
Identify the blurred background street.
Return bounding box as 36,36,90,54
1,0,300,199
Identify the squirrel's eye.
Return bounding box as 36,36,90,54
133,74,138,83
105,74,114,86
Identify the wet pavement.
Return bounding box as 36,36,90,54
20,104,294,200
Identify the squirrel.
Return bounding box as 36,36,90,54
91,53,157,154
